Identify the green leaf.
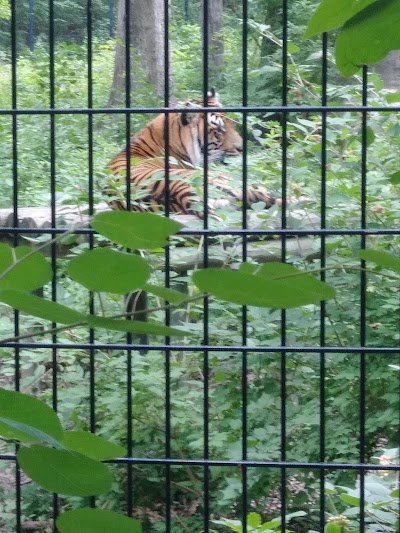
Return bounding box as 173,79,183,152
287,42,300,54
0,243,52,291
91,211,182,250
56,508,142,533
390,488,399,497
389,171,400,184
304,0,380,37
247,512,262,528
62,431,126,461
0,289,85,324
386,92,400,103
335,0,400,77
141,284,187,303
87,316,189,337
193,266,335,309
67,248,151,293
325,524,341,533
365,126,375,146
340,494,360,506
0,417,65,448
0,388,63,443
359,249,400,273
17,445,113,496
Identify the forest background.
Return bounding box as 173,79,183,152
0,0,399,532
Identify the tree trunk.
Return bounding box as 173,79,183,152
375,51,400,90
108,0,127,106
200,0,224,78
130,0,166,96
108,0,166,107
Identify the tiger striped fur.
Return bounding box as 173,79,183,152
105,91,276,218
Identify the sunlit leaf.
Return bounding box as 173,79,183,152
87,316,189,337
359,249,400,273
386,92,400,103
0,243,51,291
192,266,335,309
335,0,400,77
56,508,142,533
247,512,261,528
91,211,182,250
67,248,151,293
304,0,381,38
326,524,341,533
0,289,85,324
17,445,113,496
340,494,360,506
62,431,126,460
0,388,63,443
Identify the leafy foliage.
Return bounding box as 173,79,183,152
0,1,399,532
306,0,400,76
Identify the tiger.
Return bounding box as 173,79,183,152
105,90,277,218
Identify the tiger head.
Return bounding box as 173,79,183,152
177,91,243,167
120,91,243,169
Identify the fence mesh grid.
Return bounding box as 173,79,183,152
0,0,399,532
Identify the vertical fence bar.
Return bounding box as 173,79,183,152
86,0,97,514
123,0,133,518
319,31,328,532
10,0,21,529
47,0,59,527
359,64,369,533
162,0,172,530
280,0,288,530
241,1,248,532
202,2,210,532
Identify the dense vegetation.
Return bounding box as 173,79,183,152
0,0,399,532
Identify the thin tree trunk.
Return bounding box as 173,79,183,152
108,0,167,107
200,0,224,77
108,0,127,106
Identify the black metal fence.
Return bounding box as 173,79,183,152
0,0,399,532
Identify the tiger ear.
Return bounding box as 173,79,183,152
207,88,221,106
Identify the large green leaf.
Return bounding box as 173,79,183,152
87,316,189,337
67,248,151,293
359,249,400,273
62,431,126,461
56,508,142,533
336,0,400,77
0,388,63,443
91,211,182,250
304,0,381,37
0,243,51,291
0,289,85,324
17,445,113,496
193,266,335,309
